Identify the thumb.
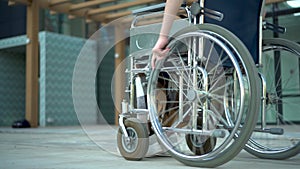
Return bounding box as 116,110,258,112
151,55,156,69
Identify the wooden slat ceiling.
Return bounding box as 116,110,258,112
8,0,288,24
8,0,164,24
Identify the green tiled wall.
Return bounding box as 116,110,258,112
0,46,25,126
0,32,114,127
39,31,89,126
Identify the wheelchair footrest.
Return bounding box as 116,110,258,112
162,127,227,138
253,127,284,135
269,128,284,135
212,129,226,138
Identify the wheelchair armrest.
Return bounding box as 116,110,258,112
132,3,166,15
132,3,188,15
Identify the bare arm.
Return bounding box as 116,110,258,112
160,0,183,37
151,0,183,68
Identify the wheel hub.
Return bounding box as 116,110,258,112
267,93,280,104
122,127,138,153
187,89,197,101
187,89,209,102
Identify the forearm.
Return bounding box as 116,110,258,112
159,0,183,38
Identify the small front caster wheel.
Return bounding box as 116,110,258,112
117,118,149,160
185,117,216,155
186,132,216,155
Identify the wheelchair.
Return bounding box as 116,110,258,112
116,0,300,167
244,22,300,160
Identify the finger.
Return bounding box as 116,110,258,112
157,48,170,60
151,55,156,69
161,48,170,56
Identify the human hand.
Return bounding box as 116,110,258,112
151,36,170,69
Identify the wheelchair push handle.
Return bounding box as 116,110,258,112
131,3,186,28
132,3,166,15
263,21,286,34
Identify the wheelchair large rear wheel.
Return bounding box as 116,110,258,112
245,38,300,159
147,24,260,167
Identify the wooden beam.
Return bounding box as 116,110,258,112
70,0,115,11
9,0,284,24
114,25,126,125
107,10,132,20
26,0,39,127
7,0,163,23
36,0,71,13
49,0,70,7
88,0,159,16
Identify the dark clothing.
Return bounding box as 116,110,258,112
205,0,263,64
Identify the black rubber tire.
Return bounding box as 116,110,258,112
117,118,149,160
148,23,260,167
245,38,300,160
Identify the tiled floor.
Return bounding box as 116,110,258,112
0,126,299,169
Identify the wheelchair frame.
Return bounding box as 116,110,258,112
117,0,300,167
